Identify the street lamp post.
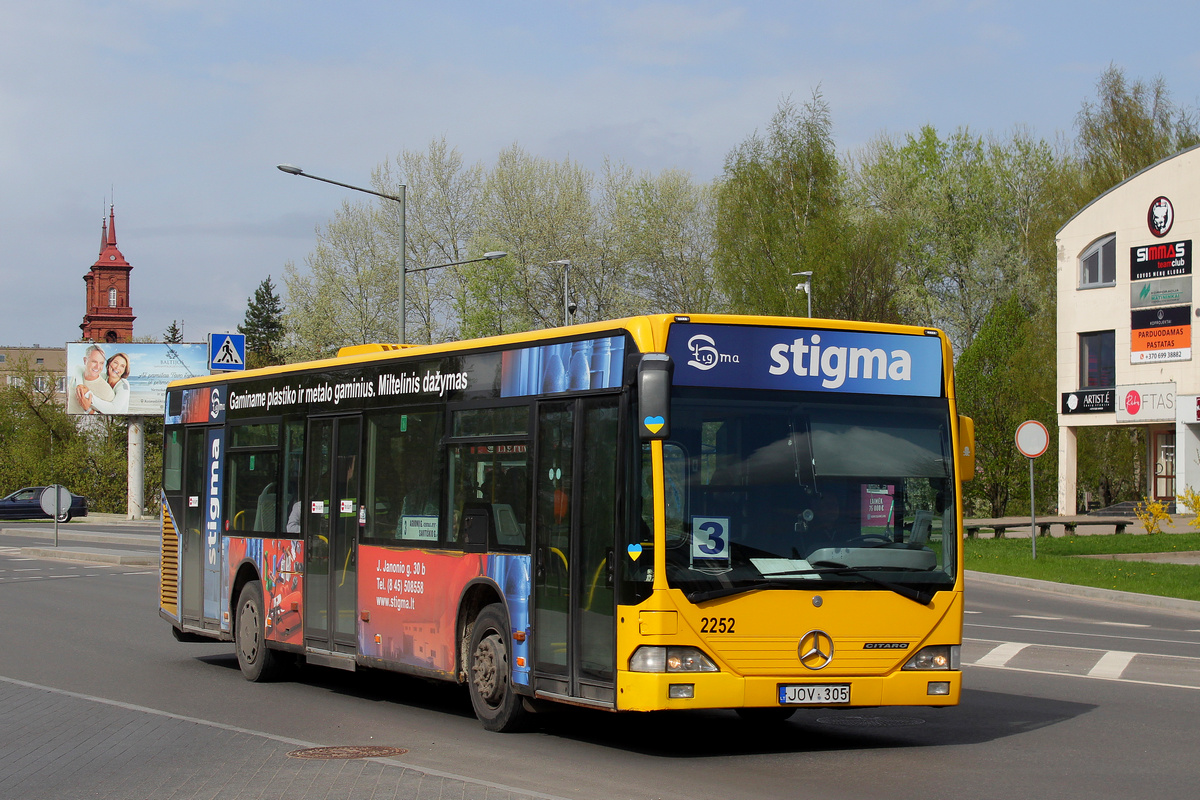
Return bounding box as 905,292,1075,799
278,164,408,342
549,259,573,326
793,270,813,317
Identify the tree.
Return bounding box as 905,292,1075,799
464,145,603,335
852,125,1071,353
608,165,723,314
238,276,286,368
374,137,485,344
1076,65,1200,201
163,320,183,344
715,92,844,318
283,199,398,357
954,297,1056,516
0,359,128,513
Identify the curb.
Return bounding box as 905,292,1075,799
19,547,159,567
967,569,1200,615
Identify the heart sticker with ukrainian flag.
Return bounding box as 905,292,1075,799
627,543,643,561
643,415,665,434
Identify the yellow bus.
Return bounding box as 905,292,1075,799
159,314,973,730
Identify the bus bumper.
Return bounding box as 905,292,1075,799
616,669,961,712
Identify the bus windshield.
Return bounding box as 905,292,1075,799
657,387,957,596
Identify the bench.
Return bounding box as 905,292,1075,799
963,516,1130,539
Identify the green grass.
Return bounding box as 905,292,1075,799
963,533,1200,602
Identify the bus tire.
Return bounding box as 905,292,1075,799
467,603,527,732
735,707,796,724
235,580,281,682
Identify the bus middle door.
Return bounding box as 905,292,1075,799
303,415,360,669
533,397,619,707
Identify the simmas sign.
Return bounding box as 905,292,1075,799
1130,239,1190,281
1130,304,1191,364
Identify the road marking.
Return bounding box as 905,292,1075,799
974,641,1029,667
967,621,1200,648
966,637,1200,690
1089,650,1136,678
1094,621,1151,629
964,610,982,614
1013,615,1061,620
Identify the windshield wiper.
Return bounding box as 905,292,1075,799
687,566,936,606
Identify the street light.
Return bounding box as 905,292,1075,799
410,251,508,273
278,163,408,342
793,270,813,317
549,259,573,326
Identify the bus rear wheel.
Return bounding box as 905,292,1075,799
467,604,527,732
236,580,281,682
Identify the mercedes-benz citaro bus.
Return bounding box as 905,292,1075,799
159,314,974,731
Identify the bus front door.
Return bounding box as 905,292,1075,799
533,398,619,707
303,416,360,669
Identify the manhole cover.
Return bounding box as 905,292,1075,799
816,715,925,728
288,746,408,760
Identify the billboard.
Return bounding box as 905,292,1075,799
1130,305,1191,364
65,343,209,416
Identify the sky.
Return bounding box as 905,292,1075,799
2,1,1198,348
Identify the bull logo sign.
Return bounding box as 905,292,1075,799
1149,196,1174,238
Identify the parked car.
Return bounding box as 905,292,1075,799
0,487,89,522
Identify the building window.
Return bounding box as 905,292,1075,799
0,354,6,363
33,376,48,392
1079,234,1116,288
108,287,118,307
1079,331,1115,388
56,377,67,392
35,357,44,365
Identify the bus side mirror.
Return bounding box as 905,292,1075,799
957,415,975,482
637,353,673,440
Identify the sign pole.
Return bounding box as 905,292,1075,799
1015,420,1050,560
1029,457,1037,560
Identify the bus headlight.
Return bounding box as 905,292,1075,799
629,646,719,673
902,645,960,671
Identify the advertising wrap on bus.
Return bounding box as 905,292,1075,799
666,324,944,396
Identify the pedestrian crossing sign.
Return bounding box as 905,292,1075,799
208,333,246,371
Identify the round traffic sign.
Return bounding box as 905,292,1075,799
40,485,73,517
1015,420,1049,459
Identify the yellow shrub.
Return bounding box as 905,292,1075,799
1176,486,1200,528
1134,497,1172,535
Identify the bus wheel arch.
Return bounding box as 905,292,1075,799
229,561,260,633
456,581,503,681
466,602,528,732
235,578,282,682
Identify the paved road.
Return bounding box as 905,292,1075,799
2,535,1199,799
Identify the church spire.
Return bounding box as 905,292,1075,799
100,214,108,256
107,204,117,246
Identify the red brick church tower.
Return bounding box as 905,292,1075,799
81,205,136,342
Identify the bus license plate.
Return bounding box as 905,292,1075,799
779,684,850,705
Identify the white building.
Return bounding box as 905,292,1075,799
1057,144,1200,513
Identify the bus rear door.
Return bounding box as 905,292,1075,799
303,415,360,669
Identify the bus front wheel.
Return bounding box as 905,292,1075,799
467,604,527,732
236,580,281,682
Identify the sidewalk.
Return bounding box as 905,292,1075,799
0,515,160,566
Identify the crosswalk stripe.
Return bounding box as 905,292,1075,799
974,641,1029,667
1088,650,1137,679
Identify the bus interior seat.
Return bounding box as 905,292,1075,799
253,483,277,532
492,503,524,546
909,509,934,547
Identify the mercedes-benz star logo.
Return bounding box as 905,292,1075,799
798,630,834,670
